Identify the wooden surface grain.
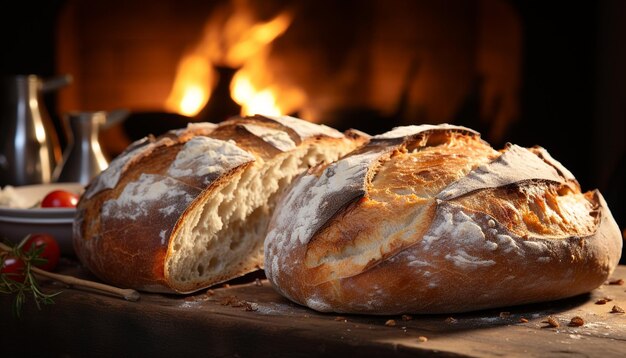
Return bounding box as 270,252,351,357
1,264,625,357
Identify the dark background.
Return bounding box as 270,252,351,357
1,0,624,262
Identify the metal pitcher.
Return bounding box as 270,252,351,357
0,74,71,186
53,109,128,185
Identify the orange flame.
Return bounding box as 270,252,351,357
223,12,292,66
165,54,215,117
231,71,281,116
226,12,293,116
166,3,298,118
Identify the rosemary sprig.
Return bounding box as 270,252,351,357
0,237,61,317
1,238,141,318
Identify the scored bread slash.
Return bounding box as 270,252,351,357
73,115,368,294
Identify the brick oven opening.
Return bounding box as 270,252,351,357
55,0,525,146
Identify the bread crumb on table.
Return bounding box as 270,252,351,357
244,302,258,311
385,319,397,327
611,305,625,313
542,316,560,328
608,279,624,285
417,336,428,343
569,316,584,327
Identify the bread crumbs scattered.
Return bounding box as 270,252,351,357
219,296,239,306
569,316,584,327
611,305,625,314
608,279,624,285
244,302,258,311
417,336,428,343
230,300,246,308
402,314,413,321
254,278,263,287
542,316,560,328
335,316,348,322
206,289,215,296
385,319,397,327
445,317,458,324
596,298,608,305
519,317,529,323
218,295,257,311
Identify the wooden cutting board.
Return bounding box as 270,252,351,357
2,263,625,357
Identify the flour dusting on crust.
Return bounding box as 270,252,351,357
167,137,255,186
265,115,344,139
241,123,297,152
272,149,382,248
420,204,495,269
437,144,565,201
168,122,218,138
265,149,384,284
102,173,198,221
372,123,478,140
531,146,576,181
84,136,175,199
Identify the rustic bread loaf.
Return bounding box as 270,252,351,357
264,124,622,314
73,115,367,293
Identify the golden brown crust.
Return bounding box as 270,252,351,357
73,116,366,293
264,123,622,314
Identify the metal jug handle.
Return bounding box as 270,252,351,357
103,108,131,129
41,74,73,92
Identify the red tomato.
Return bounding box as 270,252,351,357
41,189,79,208
22,234,61,272
1,255,26,282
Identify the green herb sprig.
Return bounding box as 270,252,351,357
0,237,61,317
1,239,140,318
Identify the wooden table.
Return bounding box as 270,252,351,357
2,264,626,357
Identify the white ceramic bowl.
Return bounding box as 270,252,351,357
0,183,84,256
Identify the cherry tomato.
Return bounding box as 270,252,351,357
22,234,61,272
41,189,79,208
1,255,26,282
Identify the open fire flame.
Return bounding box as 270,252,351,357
165,54,214,117
165,5,295,118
